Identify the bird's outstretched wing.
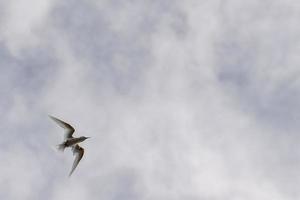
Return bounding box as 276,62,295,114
69,144,84,176
48,115,75,139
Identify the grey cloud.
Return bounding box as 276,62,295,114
215,0,300,131
214,1,300,197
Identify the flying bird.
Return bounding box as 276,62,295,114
49,115,90,176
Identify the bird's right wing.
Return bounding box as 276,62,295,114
69,144,84,176
48,115,75,139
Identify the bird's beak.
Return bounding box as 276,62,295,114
86,137,91,139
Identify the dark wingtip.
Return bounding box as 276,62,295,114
69,168,76,177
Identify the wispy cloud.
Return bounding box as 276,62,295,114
0,0,299,199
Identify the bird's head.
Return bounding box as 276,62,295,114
81,136,91,141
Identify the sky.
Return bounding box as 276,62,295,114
1,0,300,199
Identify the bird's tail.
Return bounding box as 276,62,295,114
56,143,66,152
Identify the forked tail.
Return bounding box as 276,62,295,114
56,143,66,152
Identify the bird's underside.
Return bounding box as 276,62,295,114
49,115,87,176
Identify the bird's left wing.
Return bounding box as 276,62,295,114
48,115,75,139
69,144,84,176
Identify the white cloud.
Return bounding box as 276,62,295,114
0,0,56,55
1,0,300,199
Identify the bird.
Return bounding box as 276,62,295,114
49,115,90,176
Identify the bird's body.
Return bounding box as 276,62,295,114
49,115,90,176
64,137,88,147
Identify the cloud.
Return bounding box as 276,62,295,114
1,0,300,199
0,0,57,55
215,0,300,131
